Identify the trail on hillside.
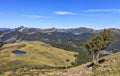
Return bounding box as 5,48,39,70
59,52,120,76
59,62,93,76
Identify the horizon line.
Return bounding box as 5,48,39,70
0,25,120,30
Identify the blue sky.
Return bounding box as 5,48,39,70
0,0,120,29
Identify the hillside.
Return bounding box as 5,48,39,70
0,41,76,75
92,52,120,76
60,52,120,76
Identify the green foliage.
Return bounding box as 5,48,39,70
46,42,84,52
47,41,92,66
73,51,92,66
84,29,114,64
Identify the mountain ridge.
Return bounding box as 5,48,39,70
1,26,120,35
0,26,120,52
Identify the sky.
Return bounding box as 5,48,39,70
0,0,120,29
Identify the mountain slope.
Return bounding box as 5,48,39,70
92,52,120,76
0,26,93,43
61,52,120,76
0,41,76,75
0,26,120,52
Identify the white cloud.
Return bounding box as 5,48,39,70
83,9,120,13
54,11,74,15
22,14,49,18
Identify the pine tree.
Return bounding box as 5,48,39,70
84,29,114,64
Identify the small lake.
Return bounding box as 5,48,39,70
12,50,27,54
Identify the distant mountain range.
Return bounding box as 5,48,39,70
0,28,12,33
0,26,93,42
0,26,120,52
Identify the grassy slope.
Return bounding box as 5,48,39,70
1,41,120,76
60,52,120,76
0,41,76,72
92,52,120,76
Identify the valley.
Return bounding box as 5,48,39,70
0,0,120,75
0,26,120,76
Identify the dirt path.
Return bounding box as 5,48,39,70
60,63,93,76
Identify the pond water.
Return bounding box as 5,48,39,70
12,50,27,54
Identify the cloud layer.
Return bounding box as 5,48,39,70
83,9,120,13
54,9,120,16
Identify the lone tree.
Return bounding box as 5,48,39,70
84,29,114,64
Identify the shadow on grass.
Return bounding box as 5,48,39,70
87,59,106,68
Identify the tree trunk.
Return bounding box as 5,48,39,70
92,52,96,64
96,51,100,62
92,51,99,65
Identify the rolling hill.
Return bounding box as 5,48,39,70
0,41,76,75
0,26,120,76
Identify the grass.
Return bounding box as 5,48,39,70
0,41,76,75
57,52,120,76
92,52,120,76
